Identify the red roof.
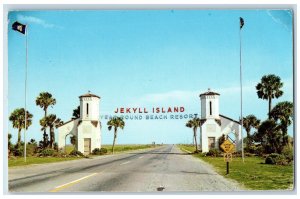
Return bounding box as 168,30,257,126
199,90,220,97
79,93,100,99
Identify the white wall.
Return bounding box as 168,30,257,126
57,119,79,150
200,119,222,152
220,115,242,151
77,121,101,154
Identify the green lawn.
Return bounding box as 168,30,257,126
8,156,81,167
178,145,294,190
102,144,157,154
9,144,157,167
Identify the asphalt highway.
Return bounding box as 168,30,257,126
8,145,243,193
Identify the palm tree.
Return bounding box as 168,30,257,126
36,92,56,147
9,108,33,146
72,106,80,119
186,117,201,152
269,101,293,146
107,117,125,154
40,114,63,148
256,74,283,118
242,115,260,146
256,119,282,153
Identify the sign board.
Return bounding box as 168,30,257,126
220,139,235,153
224,153,233,162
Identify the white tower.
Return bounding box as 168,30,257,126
77,92,101,154
199,89,221,152
80,91,100,121
57,92,102,154
200,88,220,120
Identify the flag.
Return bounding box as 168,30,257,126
12,21,26,34
240,17,244,29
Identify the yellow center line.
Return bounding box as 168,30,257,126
49,173,98,192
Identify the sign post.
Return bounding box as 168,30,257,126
220,140,234,175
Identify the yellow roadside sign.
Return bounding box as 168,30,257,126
220,139,235,153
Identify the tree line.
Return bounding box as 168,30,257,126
8,92,126,157
186,74,293,161
8,92,63,156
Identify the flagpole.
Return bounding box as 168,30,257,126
24,24,28,162
239,19,244,163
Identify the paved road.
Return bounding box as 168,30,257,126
9,145,243,193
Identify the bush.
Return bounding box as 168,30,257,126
26,145,36,156
92,148,108,155
245,145,264,156
282,146,293,163
265,153,288,165
39,148,55,157
51,150,68,158
206,148,221,157
13,147,23,156
265,156,276,164
12,142,25,156
69,150,84,157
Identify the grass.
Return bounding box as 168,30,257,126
178,145,294,190
8,156,81,167
102,144,157,154
9,144,158,167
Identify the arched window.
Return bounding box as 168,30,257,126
86,103,89,116
209,101,212,115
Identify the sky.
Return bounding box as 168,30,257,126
7,9,293,145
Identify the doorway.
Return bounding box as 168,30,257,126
84,138,91,154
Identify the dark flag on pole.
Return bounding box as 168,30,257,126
12,21,26,34
240,17,244,29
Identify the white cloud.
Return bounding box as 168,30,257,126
127,76,293,108
266,10,292,31
17,15,62,29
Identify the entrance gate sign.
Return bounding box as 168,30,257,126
101,106,199,120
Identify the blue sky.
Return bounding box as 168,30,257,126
7,10,293,144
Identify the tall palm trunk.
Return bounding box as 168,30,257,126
112,127,117,154
43,109,48,148
17,128,21,146
193,127,198,151
49,126,55,149
282,123,288,146
268,97,272,119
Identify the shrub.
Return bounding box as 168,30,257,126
52,151,68,158
13,147,23,156
100,148,108,154
39,148,55,157
282,145,293,163
206,148,221,157
265,156,276,164
26,144,38,156
265,153,288,165
245,145,264,156
69,150,84,157
274,154,289,165
12,142,25,156
92,148,108,155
